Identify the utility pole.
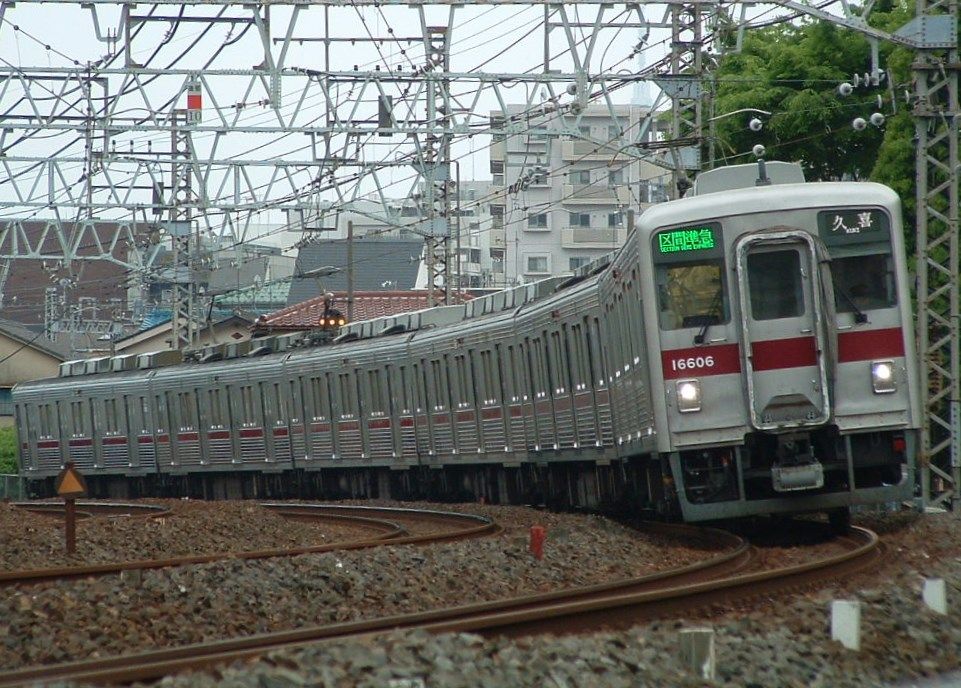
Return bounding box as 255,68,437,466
422,19,454,307
346,220,354,322
912,0,960,507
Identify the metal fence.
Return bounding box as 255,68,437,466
0,474,25,500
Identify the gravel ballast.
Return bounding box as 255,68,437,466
4,502,958,686
0,501,709,670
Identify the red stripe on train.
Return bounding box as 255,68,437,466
239,428,263,439
208,431,231,440
68,438,92,447
177,432,199,442
272,427,289,437
481,407,503,420
751,336,818,372
138,436,155,444
368,419,391,430
37,440,60,449
102,436,127,445
838,327,905,362
456,411,475,423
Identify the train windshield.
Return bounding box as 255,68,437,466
831,252,897,312
656,260,729,330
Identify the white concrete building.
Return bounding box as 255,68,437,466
489,104,671,283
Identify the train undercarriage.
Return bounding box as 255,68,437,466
22,428,915,526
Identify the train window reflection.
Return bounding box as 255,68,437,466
656,261,728,330
832,253,897,312
748,250,804,320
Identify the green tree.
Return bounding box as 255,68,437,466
712,20,886,180
0,427,18,474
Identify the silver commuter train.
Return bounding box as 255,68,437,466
13,162,920,523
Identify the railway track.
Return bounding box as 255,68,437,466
0,524,882,687
0,503,497,588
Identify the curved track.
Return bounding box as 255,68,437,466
0,503,497,588
0,525,881,687
0,522,754,687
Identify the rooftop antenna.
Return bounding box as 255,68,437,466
753,145,771,186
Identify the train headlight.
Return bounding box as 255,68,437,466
871,360,896,394
676,379,702,413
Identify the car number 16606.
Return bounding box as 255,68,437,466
670,355,715,372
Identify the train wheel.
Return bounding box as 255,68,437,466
828,507,851,534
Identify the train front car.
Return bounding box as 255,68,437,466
639,165,920,524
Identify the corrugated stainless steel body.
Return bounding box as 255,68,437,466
11,172,921,523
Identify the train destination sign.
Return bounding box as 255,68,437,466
657,226,716,254
653,223,723,264
817,209,890,246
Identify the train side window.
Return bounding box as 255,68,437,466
208,389,223,427
71,400,85,435
178,392,196,430
831,252,897,312
140,398,151,430
416,360,429,413
656,261,728,330
452,354,470,409
161,393,173,432
39,404,52,437
309,377,328,420
748,250,804,320
104,398,118,433
368,369,386,416
550,330,570,394
503,346,517,401
396,366,411,413
339,372,358,419
241,387,256,425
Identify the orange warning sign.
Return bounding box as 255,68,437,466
55,462,88,498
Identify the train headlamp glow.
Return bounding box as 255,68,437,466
871,360,896,394
676,379,702,412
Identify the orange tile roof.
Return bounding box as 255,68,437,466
254,290,471,333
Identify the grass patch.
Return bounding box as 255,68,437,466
0,426,18,474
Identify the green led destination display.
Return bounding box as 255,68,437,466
657,226,717,254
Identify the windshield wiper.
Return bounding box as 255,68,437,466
694,286,724,345
835,285,869,324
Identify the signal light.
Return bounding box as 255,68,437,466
893,436,906,453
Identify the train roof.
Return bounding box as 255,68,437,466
42,252,617,381
637,180,900,236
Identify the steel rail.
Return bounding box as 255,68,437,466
0,522,752,686
0,504,496,588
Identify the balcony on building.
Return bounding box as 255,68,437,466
561,227,627,249
563,183,632,205
561,138,633,162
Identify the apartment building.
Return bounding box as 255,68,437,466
489,104,671,283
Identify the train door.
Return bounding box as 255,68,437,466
155,392,173,468
16,403,36,472
258,381,285,466
202,387,232,466
394,364,417,463
288,376,307,464
131,395,157,472
306,375,333,462
412,360,432,459
735,230,830,429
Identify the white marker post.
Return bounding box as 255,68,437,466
831,600,861,651
679,628,716,680
923,579,948,615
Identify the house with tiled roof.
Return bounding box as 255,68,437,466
0,319,71,425
254,291,471,335
113,313,256,355
287,238,424,306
